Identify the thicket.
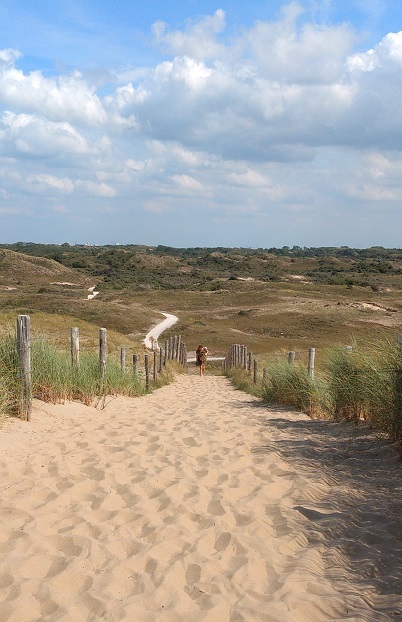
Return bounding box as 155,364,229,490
1,243,401,291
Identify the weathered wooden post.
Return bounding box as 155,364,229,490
153,351,158,382
169,336,174,360
159,348,163,374
308,347,315,379
17,314,31,421
133,353,139,378
243,345,247,369
71,327,80,367
176,335,182,360
248,352,252,372
99,328,107,380
253,359,258,384
120,347,126,372
164,340,168,367
288,351,295,365
144,354,150,391
262,368,267,385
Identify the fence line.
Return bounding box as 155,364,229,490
13,315,188,417
222,343,319,387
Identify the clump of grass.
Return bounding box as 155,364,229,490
226,366,263,397
261,360,324,418
0,332,149,417
225,338,402,454
325,339,402,447
31,339,146,406
0,333,22,418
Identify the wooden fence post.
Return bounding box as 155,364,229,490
99,328,107,380
169,336,173,360
133,353,139,378
288,351,295,365
253,359,258,384
308,347,315,379
144,354,150,391
248,352,252,372
17,314,31,422
71,327,80,367
120,347,126,372
153,351,158,382
262,368,267,385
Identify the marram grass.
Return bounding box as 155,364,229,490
0,334,148,420
226,337,402,451
261,360,325,419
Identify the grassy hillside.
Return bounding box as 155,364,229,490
0,244,401,357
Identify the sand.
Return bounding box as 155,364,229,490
0,374,401,621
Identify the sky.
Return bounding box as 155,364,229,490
1,0,402,248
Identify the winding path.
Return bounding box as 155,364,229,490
143,312,178,349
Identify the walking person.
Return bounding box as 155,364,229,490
195,344,208,377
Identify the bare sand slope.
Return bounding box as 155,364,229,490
0,375,401,622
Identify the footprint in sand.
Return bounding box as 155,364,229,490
214,532,231,551
183,437,198,447
207,498,225,516
145,558,158,574
185,563,201,585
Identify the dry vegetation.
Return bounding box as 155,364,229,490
0,244,401,359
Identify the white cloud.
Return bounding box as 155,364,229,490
0,111,89,157
348,31,402,72
246,10,355,84
227,169,269,187
34,174,74,193
76,180,117,197
2,6,402,246
0,55,106,126
171,174,203,190
152,9,226,60
0,49,21,65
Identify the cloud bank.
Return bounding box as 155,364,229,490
1,4,402,246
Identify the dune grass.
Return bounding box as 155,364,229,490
0,332,179,421
226,337,402,453
324,339,402,443
261,360,325,418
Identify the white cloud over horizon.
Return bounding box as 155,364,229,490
1,2,402,247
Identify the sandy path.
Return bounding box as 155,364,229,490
143,313,178,349
0,375,401,621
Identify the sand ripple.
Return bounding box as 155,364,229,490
0,375,401,621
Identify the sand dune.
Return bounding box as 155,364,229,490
0,375,401,621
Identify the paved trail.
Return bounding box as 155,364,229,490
0,375,401,621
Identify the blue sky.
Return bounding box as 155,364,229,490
1,1,402,247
